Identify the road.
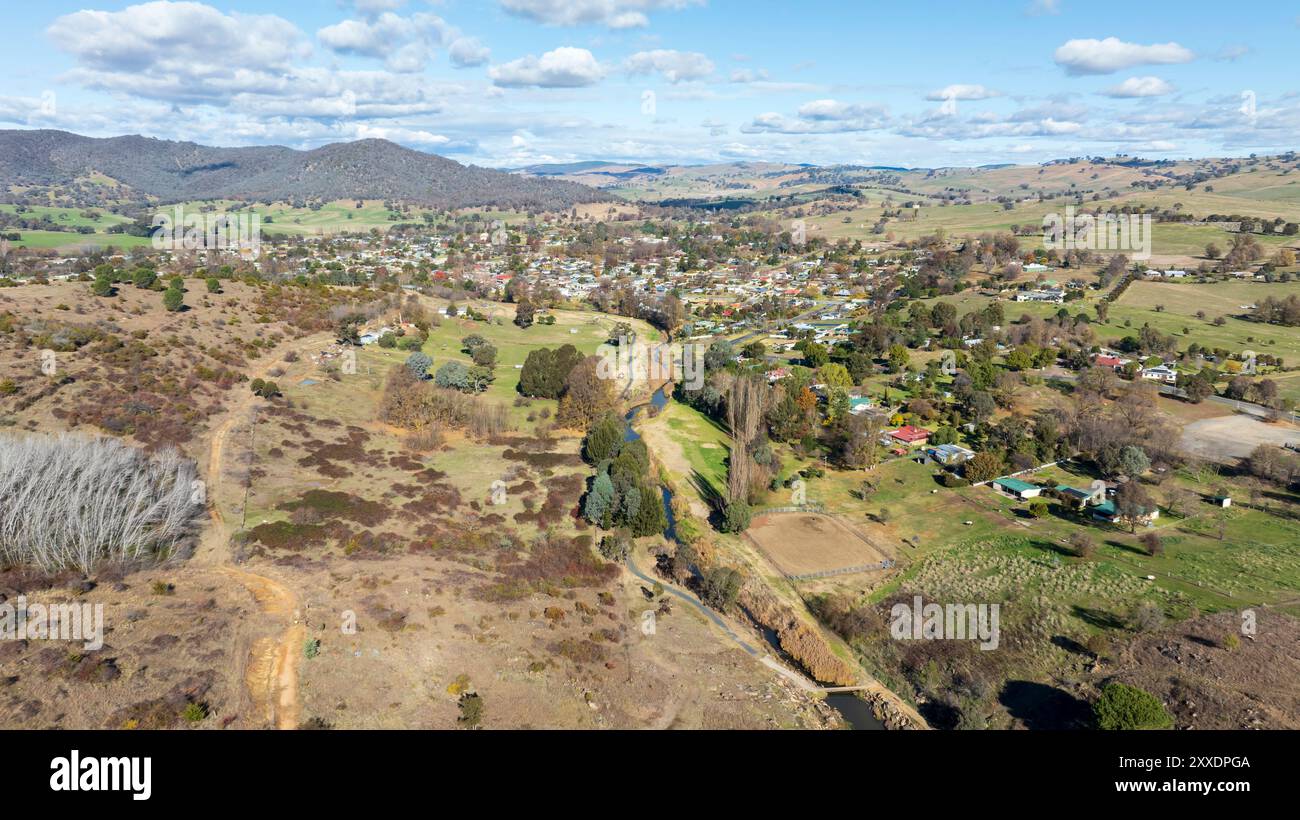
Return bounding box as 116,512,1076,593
195,332,331,729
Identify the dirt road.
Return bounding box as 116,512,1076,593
196,333,329,729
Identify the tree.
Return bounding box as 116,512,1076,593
1180,372,1213,403
1139,532,1163,556
519,344,583,399
1115,480,1154,532
700,566,744,611
250,379,280,399
965,451,1005,484
1068,531,1095,558
336,314,364,345
163,286,184,312
818,362,854,389
1027,499,1049,518
886,343,910,372
628,484,667,537
404,351,433,380
721,500,752,533
470,343,498,368
598,532,631,562
91,273,114,297
556,356,615,429
1092,682,1173,730
132,268,157,289
583,473,616,528
434,361,471,390
205,276,222,294
583,413,624,464
1116,445,1150,478
513,299,536,328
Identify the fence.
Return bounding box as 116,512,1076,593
787,559,895,582
755,502,827,515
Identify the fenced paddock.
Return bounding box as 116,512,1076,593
0,433,202,573
745,511,891,578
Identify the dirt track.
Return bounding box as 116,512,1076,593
194,333,329,729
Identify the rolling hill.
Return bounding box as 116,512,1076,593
0,130,609,210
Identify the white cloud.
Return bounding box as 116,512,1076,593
48,1,310,77
1053,37,1194,75
1103,76,1175,98
351,0,407,13
1026,0,1061,15
729,68,769,83
317,11,486,72
925,84,1001,101
489,47,605,88
743,100,888,134
449,38,491,68
1214,45,1250,62
797,99,880,121
499,0,703,29
623,50,714,83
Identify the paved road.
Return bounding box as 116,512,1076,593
625,555,761,657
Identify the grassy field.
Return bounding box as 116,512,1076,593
415,299,661,427
1,203,151,251
647,386,1300,629
919,279,1300,362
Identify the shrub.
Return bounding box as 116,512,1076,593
457,692,484,727
598,533,631,562
163,287,184,312
1092,682,1173,730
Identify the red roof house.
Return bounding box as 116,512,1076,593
889,425,930,446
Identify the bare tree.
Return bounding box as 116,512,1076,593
0,433,203,573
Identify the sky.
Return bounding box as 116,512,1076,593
0,0,1297,169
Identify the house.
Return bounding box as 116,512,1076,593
848,396,875,416
1014,288,1065,304
991,477,1042,500
1140,364,1178,384
927,443,975,466
1094,354,1127,370
766,367,791,383
1092,499,1159,526
1055,484,1101,511
888,425,930,448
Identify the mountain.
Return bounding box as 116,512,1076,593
0,130,609,210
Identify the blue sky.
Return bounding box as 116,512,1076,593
1,0,1296,168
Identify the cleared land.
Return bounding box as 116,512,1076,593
1180,414,1300,463
746,513,890,578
